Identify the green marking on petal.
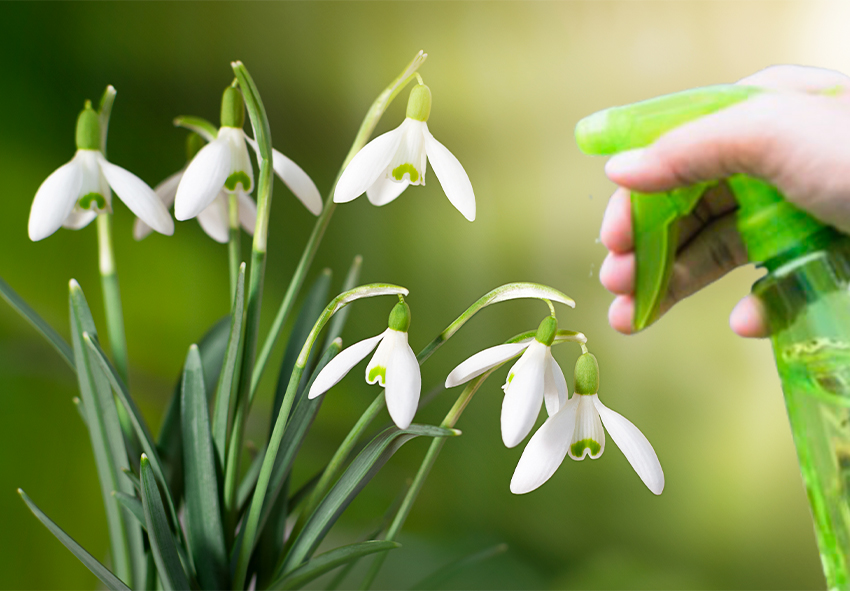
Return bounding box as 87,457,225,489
79,192,106,211
225,171,251,192
392,164,419,183
368,365,386,384
570,438,601,459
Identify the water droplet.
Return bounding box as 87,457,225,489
589,263,595,277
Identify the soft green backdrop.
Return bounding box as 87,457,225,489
1,1,847,589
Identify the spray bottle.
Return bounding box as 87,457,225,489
576,85,850,589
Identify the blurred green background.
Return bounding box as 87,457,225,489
1,1,847,588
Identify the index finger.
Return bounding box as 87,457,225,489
738,65,850,93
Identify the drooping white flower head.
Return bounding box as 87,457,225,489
446,316,567,448
134,134,257,243
334,83,475,221
309,298,421,429
173,86,323,223
28,101,174,242
510,352,664,496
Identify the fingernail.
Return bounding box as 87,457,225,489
605,148,646,178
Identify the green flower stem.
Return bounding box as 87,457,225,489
233,285,407,589
360,328,587,590
96,213,127,383
228,193,241,307
248,50,429,404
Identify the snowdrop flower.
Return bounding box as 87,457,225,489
134,134,257,243
174,86,322,222
446,316,567,448
309,298,420,429
28,101,173,241
334,83,475,221
511,352,664,495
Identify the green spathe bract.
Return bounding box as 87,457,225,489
186,132,205,161
388,299,411,332
574,352,599,395
220,86,245,129
76,101,101,151
406,84,431,122
535,316,557,346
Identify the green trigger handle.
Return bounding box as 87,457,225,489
575,85,829,331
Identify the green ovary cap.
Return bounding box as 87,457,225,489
75,101,101,151
186,132,205,161
574,353,599,395
406,84,432,122
388,299,411,332
221,86,245,129
535,316,557,347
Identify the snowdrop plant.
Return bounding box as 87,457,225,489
6,50,660,591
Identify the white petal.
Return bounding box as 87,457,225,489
175,138,231,220
385,333,421,430
63,209,97,230
237,191,257,235
569,395,605,460
222,128,253,193
424,130,476,221
510,396,579,494
543,349,568,417
308,332,385,399
594,396,665,495
196,194,230,243
366,328,397,386
334,127,404,203
28,158,83,241
501,341,547,448
445,342,530,388
366,175,410,206
98,156,174,236
248,138,323,216
134,169,183,240
386,119,427,185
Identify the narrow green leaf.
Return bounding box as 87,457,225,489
122,468,141,493
181,344,229,589
69,280,138,586
19,489,130,591
0,275,74,369
112,491,145,528
279,425,459,575
288,470,323,512
237,447,265,514
72,397,87,427
173,115,217,141
140,455,191,591
213,263,246,469
157,315,230,505
409,543,508,590
97,84,117,156
271,541,400,590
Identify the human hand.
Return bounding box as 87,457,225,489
597,65,850,338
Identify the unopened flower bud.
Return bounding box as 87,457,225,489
534,316,557,347
406,84,432,122
574,352,599,395
75,100,101,151
388,298,411,332
220,86,245,129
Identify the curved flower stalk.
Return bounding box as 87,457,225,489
511,351,664,495
28,101,173,241
173,86,322,223
309,297,420,429
447,315,570,448
334,81,476,221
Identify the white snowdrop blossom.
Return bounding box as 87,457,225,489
28,103,174,242
334,84,475,221
174,86,322,223
309,300,421,429
445,316,567,448
510,352,664,496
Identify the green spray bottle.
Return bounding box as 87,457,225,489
576,85,850,589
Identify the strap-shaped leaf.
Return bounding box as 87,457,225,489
0,276,74,368
140,455,191,591
181,345,228,589
409,543,508,590
112,491,144,528
270,541,400,590
69,280,139,585
157,315,231,503
212,263,246,469
19,489,131,591
278,425,459,575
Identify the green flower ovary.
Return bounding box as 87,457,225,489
225,171,252,192
388,300,411,332
574,353,599,395
392,163,419,183
535,316,557,347
79,192,106,211
220,86,245,129
570,438,601,459
75,101,101,151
